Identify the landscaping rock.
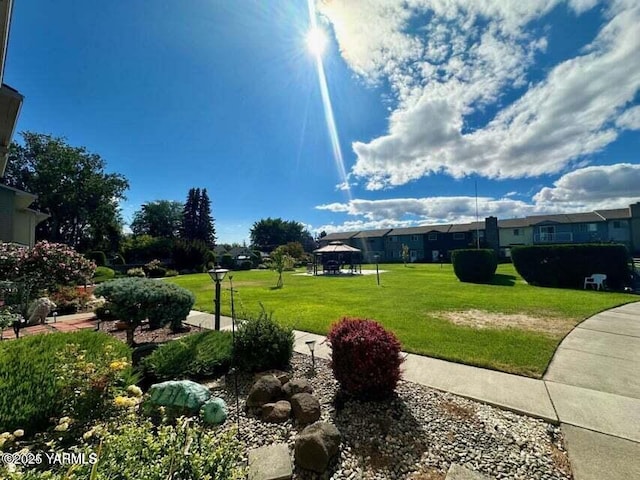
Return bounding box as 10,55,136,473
294,421,341,473
148,380,211,412
247,375,283,408
446,463,492,480
282,378,313,399
262,400,291,423
290,392,320,424
248,443,293,480
255,370,291,385
201,397,228,425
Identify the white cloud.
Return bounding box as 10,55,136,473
533,163,640,208
318,1,640,189
316,164,640,231
616,105,640,130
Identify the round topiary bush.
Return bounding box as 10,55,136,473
327,318,403,400
233,310,293,372
451,249,497,283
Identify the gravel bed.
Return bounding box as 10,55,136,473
208,353,572,480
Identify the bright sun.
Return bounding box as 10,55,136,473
306,26,328,57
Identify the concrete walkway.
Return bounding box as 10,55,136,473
184,303,640,479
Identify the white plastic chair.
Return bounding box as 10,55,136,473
584,274,607,291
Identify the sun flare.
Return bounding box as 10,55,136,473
306,26,328,57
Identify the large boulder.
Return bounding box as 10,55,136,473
295,422,341,473
283,378,313,399
290,393,320,425
201,398,228,425
262,400,291,423
148,380,211,412
246,375,283,408
254,370,291,386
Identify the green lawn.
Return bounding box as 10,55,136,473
167,264,636,378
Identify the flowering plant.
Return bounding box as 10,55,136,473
0,241,95,295
54,343,134,428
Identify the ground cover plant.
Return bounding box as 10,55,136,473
0,330,133,434
143,330,233,380
168,263,635,377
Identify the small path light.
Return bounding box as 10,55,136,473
53,311,57,323
374,254,380,286
208,267,229,331
306,339,316,373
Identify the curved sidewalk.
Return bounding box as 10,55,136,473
185,302,640,479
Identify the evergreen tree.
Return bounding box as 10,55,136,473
180,187,215,247
181,188,200,241
196,188,216,247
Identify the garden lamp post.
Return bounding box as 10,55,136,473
305,339,316,373
208,267,229,331
374,254,380,286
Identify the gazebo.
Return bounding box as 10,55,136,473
312,241,362,275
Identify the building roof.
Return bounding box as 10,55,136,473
498,218,531,228
595,208,630,220
388,225,440,235
449,222,482,233
321,231,359,242
314,241,361,254
352,229,392,239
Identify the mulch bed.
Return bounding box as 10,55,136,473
96,319,200,345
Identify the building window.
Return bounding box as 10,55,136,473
453,232,465,240
613,221,621,228
390,236,397,242
588,223,597,232
428,232,438,241
411,235,420,241
513,229,520,236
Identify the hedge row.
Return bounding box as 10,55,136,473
511,244,630,289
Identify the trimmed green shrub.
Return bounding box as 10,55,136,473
165,269,179,277
86,250,107,266
143,330,233,380
327,318,403,400
0,330,132,434
144,259,167,278
451,249,498,283
234,309,293,372
238,260,252,270
93,266,116,283
511,244,630,289
95,278,195,345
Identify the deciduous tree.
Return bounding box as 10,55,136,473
2,132,128,251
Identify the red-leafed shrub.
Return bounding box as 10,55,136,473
327,318,403,399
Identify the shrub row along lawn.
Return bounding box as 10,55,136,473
168,263,636,378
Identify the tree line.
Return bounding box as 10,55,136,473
2,132,318,267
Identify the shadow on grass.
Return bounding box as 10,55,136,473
490,274,517,286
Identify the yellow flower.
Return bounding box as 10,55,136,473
109,360,128,371
126,385,143,398
13,429,24,438
114,396,129,407
54,422,69,432
59,416,71,424
82,428,94,441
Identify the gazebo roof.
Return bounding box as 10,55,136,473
313,241,361,254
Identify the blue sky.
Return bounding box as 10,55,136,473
6,0,640,244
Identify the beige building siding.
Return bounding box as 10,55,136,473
499,226,533,248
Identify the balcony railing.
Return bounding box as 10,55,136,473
533,232,573,243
